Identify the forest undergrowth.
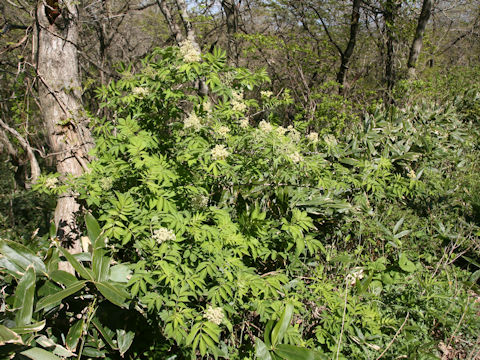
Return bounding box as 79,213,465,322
1,44,480,360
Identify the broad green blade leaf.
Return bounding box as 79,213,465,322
57,247,93,281
0,239,46,274
274,344,327,360
255,338,272,360
109,264,131,283
14,265,36,326
91,316,118,350
116,329,135,356
271,303,294,347
0,256,25,278
21,348,61,360
11,320,46,334
82,347,106,357
264,320,275,348
393,217,404,234
66,319,84,351
53,344,75,358
94,281,130,307
0,324,23,345
36,281,87,311
49,270,78,286
85,213,101,248
92,248,110,282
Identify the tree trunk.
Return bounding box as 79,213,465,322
383,0,400,105
221,0,240,66
407,0,433,78
36,0,93,265
336,0,361,94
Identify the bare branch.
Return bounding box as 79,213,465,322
0,117,41,185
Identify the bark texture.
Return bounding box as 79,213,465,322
36,0,93,258
336,0,361,94
383,0,401,104
407,0,433,78
221,0,240,66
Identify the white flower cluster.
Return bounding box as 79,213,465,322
211,144,230,160
407,169,416,179
346,267,364,286
99,177,113,191
184,112,202,131
287,125,301,142
217,126,230,137
261,90,273,98
133,87,149,97
203,101,213,113
152,228,176,244
258,120,273,133
204,306,224,325
45,177,58,190
239,118,249,128
289,151,303,163
179,39,201,63
193,194,209,208
324,134,338,147
276,126,287,136
306,132,319,143
231,91,247,112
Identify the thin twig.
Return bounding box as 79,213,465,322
376,312,410,360
335,283,349,360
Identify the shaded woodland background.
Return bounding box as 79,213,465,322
1,1,480,359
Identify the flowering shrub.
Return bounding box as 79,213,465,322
70,45,480,358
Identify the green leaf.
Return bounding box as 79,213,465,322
109,264,131,283
92,248,110,282
116,329,135,356
91,316,118,350
66,319,84,351
271,303,293,347
57,247,93,281
20,348,61,360
398,253,416,273
11,320,46,334
52,345,74,358
393,218,404,234
36,281,87,311
0,257,24,278
85,213,101,248
255,338,272,360
264,320,274,348
49,270,78,286
82,347,106,357
14,265,36,326
94,281,129,307
0,239,46,274
274,344,326,360
357,271,373,295
0,324,23,345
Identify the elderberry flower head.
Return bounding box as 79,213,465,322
45,177,58,189
211,144,230,160
179,39,201,63
204,306,224,325
217,126,230,137
258,120,273,133
306,132,319,143
152,228,176,244
184,112,202,131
